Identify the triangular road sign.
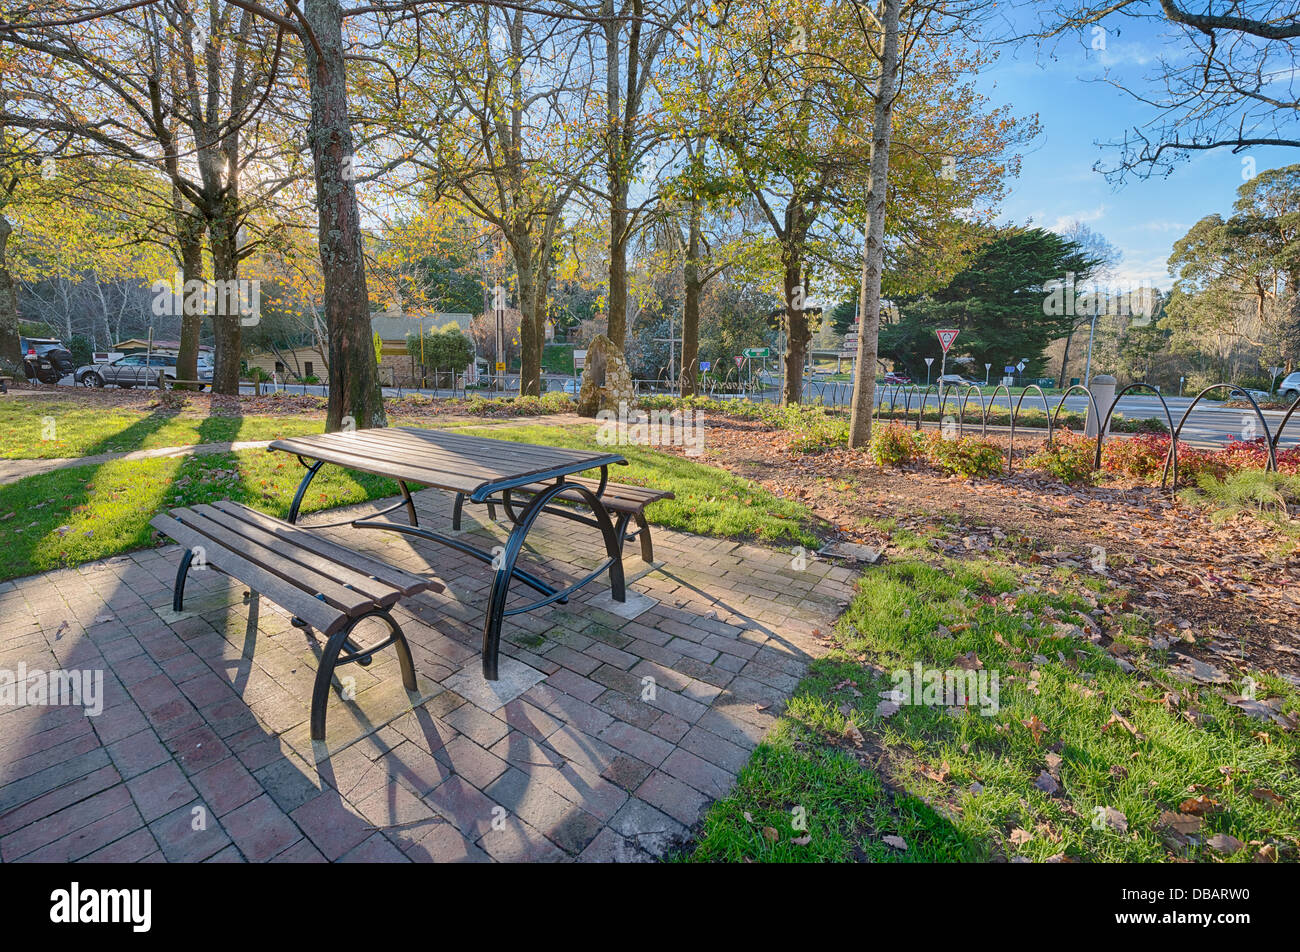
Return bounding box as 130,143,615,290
936,328,959,353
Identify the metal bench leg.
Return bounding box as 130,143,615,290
287,459,325,524
311,609,417,741
399,480,419,526
482,481,625,680
173,547,196,612
452,493,465,531
635,512,654,563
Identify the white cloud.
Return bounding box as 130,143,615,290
1048,205,1107,233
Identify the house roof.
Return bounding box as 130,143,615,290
115,339,214,352
369,311,473,341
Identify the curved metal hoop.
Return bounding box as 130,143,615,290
1093,383,1178,488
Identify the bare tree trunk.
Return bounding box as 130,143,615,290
782,255,808,405
209,213,242,393
517,259,542,396
304,0,386,430
175,207,204,390
680,197,701,396
0,211,19,365
847,0,900,449
1058,326,1074,388
603,1,628,350
608,189,628,350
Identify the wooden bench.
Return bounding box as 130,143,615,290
452,477,673,563
150,500,443,740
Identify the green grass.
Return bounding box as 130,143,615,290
463,424,821,546
689,550,1300,862
0,450,398,581
0,423,820,582
0,400,326,459
1179,469,1300,522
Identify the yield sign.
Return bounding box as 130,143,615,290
734,355,745,368
936,328,959,353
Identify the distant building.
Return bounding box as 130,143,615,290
114,339,214,356
242,309,474,384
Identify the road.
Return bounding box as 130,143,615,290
42,372,1298,448
744,376,1300,448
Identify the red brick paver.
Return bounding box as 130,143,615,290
0,486,852,861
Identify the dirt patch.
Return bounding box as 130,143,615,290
689,413,1300,683
4,384,588,427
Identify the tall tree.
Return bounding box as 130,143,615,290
394,7,592,396
1039,2,1300,179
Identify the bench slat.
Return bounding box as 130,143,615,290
149,514,347,635
188,503,405,603
167,508,380,615
209,501,437,596
504,476,673,512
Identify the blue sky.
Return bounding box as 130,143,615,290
975,16,1297,290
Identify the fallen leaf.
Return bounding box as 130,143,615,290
1156,811,1203,835
1205,833,1243,856
1178,795,1219,817
1034,770,1061,795
1250,788,1283,807
1022,715,1046,745
1100,807,1128,832
881,835,907,851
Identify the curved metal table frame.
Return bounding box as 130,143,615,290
273,433,628,680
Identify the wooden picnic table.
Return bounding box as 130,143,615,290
268,426,629,679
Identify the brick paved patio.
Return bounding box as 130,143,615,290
0,488,856,862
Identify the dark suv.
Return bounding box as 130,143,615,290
20,337,76,384
77,353,214,389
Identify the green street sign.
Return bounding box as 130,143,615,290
743,347,770,358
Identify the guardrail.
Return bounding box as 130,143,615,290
871,381,1300,488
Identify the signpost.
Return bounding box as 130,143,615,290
936,328,958,391
493,284,506,390
700,360,711,372
984,362,991,386
743,347,770,359
1270,365,1284,395
734,355,744,368
923,356,934,388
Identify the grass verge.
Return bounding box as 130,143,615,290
0,400,325,459
689,550,1300,862
0,424,820,581
463,424,820,547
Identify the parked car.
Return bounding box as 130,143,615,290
882,372,911,385
937,374,979,388
1279,372,1300,403
76,353,214,390
1226,387,1271,403
19,337,76,384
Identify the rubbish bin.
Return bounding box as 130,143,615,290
1086,374,1117,437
